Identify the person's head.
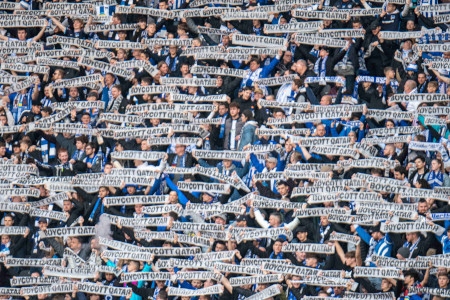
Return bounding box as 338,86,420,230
98,186,110,198
58,148,69,163
214,214,227,225
320,95,332,106
265,156,277,170
414,156,426,170
141,139,151,151
404,80,417,93
283,51,293,63
159,0,168,9
0,114,7,126
104,73,115,86
75,136,88,150
417,198,429,214
406,19,415,31
235,215,248,227
62,199,73,213
174,144,186,156
127,260,140,272
320,215,329,226
85,142,97,157
386,2,397,12
0,142,6,157
369,225,383,241
295,59,307,74
214,240,226,252
315,124,326,137
383,144,395,157
17,28,27,40
229,102,240,118
427,81,438,93
319,46,329,58
268,212,282,227
146,23,157,35
295,226,308,242
417,72,426,84
272,108,286,119
431,158,444,173
438,272,449,288
380,278,393,292
222,159,232,169
272,238,284,254
348,130,357,143
1,234,10,245
157,61,169,75
52,68,65,81
104,272,115,283
70,236,83,251
112,13,122,24
156,290,168,300
168,191,178,204
396,246,410,260
111,85,122,99
405,231,419,243
305,253,318,267
240,109,253,123
403,269,419,286
3,214,14,226
344,251,356,267
384,66,395,79
38,217,48,231
202,192,214,204
249,58,261,72
393,166,407,180
19,137,31,152
241,87,252,100
276,181,290,196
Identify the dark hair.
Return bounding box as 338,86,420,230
137,16,147,23
393,166,407,177
112,84,122,92
86,142,98,153
272,108,286,116
415,134,426,142
418,198,427,205
270,212,282,223
416,179,431,189
75,135,88,144
241,109,254,121
229,102,240,110
249,58,261,66
141,77,152,85
4,213,14,220
414,155,426,163
157,290,168,300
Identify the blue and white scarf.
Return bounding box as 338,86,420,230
40,137,56,164
427,170,444,188
314,57,327,78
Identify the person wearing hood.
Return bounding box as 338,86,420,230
238,109,258,151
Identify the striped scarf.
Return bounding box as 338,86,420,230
40,137,56,164
428,171,444,188
314,57,327,78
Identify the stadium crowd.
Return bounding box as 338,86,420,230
1,0,450,299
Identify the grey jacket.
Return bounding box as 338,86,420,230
223,117,243,150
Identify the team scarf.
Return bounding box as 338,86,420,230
427,170,444,188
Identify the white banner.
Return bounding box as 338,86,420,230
381,222,445,235
231,34,286,49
